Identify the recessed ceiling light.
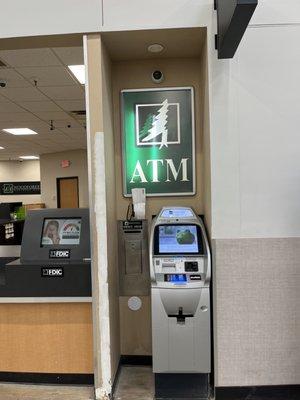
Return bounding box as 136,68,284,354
19,155,39,160
0,146,4,150
147,44,164,53
68,65,85,85
3,128,38,136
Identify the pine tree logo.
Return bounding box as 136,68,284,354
136,99,180,148
3,184,14,194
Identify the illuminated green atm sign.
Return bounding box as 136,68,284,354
121,87,195,197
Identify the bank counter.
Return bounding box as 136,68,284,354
0,209,93,383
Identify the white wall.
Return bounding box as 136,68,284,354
206,7,300,387
0,160,41,204
40,149,88,208
102,0,212,31
0,0,102,39
208,21,300,239
250,0,300,25
0,0,214,39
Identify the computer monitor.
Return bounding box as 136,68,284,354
20,208,90,264
154,223,205,256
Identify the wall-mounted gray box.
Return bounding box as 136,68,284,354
118,220,150,296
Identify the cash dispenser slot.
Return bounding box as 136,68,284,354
168,306,193,324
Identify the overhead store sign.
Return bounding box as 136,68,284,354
121,87,195,197
0,181,41,195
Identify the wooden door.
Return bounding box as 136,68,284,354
57,177,79,208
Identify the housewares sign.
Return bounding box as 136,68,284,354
0,181,41,195
121,87,195,196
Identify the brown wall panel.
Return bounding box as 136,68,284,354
0,303,93,373
119,296,152,355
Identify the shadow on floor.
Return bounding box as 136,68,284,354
114,366,154,400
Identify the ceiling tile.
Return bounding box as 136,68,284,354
0,112,41,122
18,101,62,112
0,87,47,102
0,48,61,67
56,99,86,111
0,101,28,113
16,66,78,87
39,85,84,101
0,47,87,159
52,47,84,66
0,120,50,130
49,134,75,144
34,111,72,121
54,120,83,130
0,69,31,88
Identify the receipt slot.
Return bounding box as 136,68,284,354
150,207,211,400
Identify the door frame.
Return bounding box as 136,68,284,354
56,176,79,208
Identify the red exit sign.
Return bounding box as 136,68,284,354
61,160,71,168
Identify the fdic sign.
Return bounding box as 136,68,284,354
121,87,195,196
41,267,64,277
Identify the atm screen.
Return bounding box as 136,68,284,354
156,224,202,254
41,218,82,246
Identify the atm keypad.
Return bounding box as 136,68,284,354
184,261,198,272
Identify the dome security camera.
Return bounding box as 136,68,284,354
0,79,7,88
151,70,164,84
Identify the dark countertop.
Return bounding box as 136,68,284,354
0,219,25,225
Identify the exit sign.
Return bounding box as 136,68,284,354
61,160,70,168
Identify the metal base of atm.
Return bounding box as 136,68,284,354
154,373,209,400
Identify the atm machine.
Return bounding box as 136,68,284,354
150,207,211,400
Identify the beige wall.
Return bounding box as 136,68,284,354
113,57,205,221
40,149,88,208
201,37,212,235
112,56,207,355
84,34,120,398
213,238,300,386
101,42,120,380
0,160,41,204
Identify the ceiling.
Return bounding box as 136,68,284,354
0,46,86,160
102,27,206,61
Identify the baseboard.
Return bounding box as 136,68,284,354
215,385,300,399
155,373,209,399
120,355,152,366
0,372,94,385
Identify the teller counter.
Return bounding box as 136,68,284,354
0,209,93,382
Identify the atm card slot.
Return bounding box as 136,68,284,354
162,263,176,268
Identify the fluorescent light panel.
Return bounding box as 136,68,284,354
68,65,85,84
19,156,39,160
3,128,38,136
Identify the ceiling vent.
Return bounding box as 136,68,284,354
71,110,86,116
69,110,86,123
69,110,86,127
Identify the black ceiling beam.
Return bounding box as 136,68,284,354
215,0,258,59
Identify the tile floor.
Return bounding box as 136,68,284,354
0,366,154,400
114,365,154,400
0,383,94,400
